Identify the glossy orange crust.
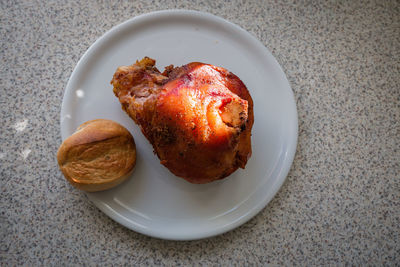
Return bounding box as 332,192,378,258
111,57,253,183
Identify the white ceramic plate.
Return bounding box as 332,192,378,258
60,10,298,240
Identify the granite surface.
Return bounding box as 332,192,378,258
1,0,399,265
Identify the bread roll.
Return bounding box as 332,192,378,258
57,119,136,192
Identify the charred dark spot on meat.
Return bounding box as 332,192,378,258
152,124,176,145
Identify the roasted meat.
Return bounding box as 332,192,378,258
111,57,253,183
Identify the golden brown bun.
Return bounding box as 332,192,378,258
57,119,136,192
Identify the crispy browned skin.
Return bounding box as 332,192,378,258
111,57,253,183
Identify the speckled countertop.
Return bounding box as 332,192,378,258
1,0,399,265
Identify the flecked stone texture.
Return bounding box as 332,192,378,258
1,0,399,265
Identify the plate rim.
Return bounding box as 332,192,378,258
60,9,298,241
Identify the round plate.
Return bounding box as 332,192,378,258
60,10,298,240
